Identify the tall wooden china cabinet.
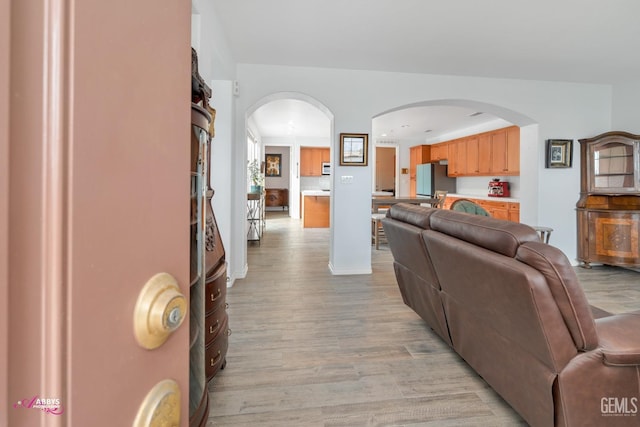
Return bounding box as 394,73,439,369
576,131,640,268
190,49,229,426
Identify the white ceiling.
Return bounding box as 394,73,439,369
251,99,331,139
213,0,640,141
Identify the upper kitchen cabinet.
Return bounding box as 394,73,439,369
447,139,467,177
490,126,520,175
300,147,330,176
576,131,640,268
429,142,448,162
477,133,492,174
435,126,520,178
465,135,480,175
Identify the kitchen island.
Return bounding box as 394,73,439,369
301,190,330,228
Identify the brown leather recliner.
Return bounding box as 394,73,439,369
382,203,640,427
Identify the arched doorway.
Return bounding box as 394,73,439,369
372,99,539,225
243,92,335,262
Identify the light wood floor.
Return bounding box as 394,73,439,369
207,211,640,426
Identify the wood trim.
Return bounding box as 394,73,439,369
7,1,71,424
0,0,9,422
41,0,71,423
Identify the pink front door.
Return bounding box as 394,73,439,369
3,1,193,425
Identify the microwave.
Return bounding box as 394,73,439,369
321,162,331,175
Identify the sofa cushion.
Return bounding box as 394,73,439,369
386,203,434,229
429,209,540,258
381,215,438,286
516,241,598,351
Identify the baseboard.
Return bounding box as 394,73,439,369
328,262,372,275
227,263,248,287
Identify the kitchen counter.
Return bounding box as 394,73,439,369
301,190,331,197
447,193,519,203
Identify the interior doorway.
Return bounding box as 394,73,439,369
244,94,334,273
375,145,397,195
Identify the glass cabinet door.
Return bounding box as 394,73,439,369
590,140,638,193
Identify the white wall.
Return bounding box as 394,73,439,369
209,80,234,281
612,81,640,133
233,64,611,273
191,0,235,81
195,7,617,277
264,145,290,191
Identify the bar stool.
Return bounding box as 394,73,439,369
371,213,387,250
533,226,553,244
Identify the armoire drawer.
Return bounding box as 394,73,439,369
205,307,227,346
205,315,229,380
205,265,227,313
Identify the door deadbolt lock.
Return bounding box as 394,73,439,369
134,272,187,350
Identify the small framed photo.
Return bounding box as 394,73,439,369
265,153,282,177
546,139,573,168
339,133,368,166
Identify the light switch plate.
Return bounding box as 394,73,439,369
340,175,354,184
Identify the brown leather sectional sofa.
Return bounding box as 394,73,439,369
382,203,640,427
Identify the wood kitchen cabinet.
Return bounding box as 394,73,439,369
576,131,640,268
481,199,510,220
303,195,330,227
466,136,480,175
430,142,448,162
300,147,330,176
448,138,468,177
508,203,521,222
491,126,520,175
432,126,520,178
478,133,492,174
445,196,520,223
409,145,431,196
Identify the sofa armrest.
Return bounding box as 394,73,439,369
602,349,640,366
596,311,640,366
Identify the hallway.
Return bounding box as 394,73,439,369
207,211,639,426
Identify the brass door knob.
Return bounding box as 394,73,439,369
133,379,181,426
134,273,187,350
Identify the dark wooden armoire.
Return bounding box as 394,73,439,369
189,48,229,427
576,131,640,268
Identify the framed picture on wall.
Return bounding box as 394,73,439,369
546,139,573,168
265,153,282,176
339,133,368,166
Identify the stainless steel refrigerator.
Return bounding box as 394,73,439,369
416,163,457,196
